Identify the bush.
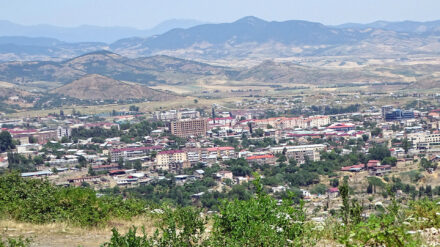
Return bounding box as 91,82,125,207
0,173,147,226
102,206,206,247
208,175,313,246
0,236,30,247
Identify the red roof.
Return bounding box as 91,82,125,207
109,169,126,174
328,123,355,129
246,154,275,160
328,187,339,193
8,129,37,134
341,164,365,171
367,160,381,167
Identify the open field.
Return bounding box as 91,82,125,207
4,96,244,118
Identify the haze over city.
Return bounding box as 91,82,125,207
1,0,440,28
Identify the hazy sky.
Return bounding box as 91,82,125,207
1,0,440,28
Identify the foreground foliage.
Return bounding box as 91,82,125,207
1,173,439,246
0,173,147,226
0,236,30,247
102,176,316,247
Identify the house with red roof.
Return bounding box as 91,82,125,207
246,154,276,165
341,164,365,172
367,160,381,169
327,123,356,132
327,187,340,198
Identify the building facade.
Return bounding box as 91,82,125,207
170,118,208,138
110,146,162,162
270,144,326,164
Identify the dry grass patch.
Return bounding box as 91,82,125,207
1,216,158,247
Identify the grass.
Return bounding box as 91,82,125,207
0,216,157,247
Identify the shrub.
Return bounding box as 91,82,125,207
102,206,206,247
208,175,313,246
0,173,147,226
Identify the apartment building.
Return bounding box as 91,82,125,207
153,109,200,121
170,118,208,138
185,146,236,164
270,144,326,164
415,133,440,151
253,115,330,130
306,115,330,128
110,146,162,162
156,150,187,166
57,126,71,140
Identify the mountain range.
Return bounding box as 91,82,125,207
1,16,440,61
0,50,423,91
0,19,205,43
0,50,230,86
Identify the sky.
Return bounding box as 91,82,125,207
1,0,440,28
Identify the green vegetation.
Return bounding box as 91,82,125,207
0,131,15,152
6,153,37,172
102,207,206,247
0,236,30,247
102,177,440,246
0,173,147,226
103,176,314,246
1,172,440,246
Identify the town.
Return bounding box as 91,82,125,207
1,92,439,219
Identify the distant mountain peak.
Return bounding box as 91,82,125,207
234,16,267,25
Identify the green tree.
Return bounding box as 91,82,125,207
420,158,437,171
88,165,96,176
77,155,87,168
382,156,397,166
0,131,15,152
209,175,310,246
371,127,382,137
401,138,412,153
369,145,391,161
60,136,69,143
129,105,140,112
134,160,142,171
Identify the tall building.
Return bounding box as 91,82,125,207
57,126,71,140
382,105,393,119
170,118,208,138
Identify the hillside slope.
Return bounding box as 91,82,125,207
50,74,177,100
0,50,230,85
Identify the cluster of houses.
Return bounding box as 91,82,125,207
1,103,440,199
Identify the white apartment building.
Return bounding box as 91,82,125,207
270,144,326,164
